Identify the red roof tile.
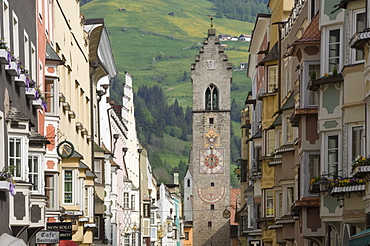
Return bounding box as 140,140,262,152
293,13,320,45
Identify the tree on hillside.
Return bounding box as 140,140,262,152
207,0,269,22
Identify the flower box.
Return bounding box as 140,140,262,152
32,99,43,109
0,181,10,191
0,49,9,64
14,74,27,87
5,61,18,76
26,88,36,100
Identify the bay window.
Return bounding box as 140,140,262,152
309,154,320,182
327,28,341,73
308,64,320,106
286,187,294,213
45,173,57,209
268,66,277,92
63,170,73,204
265,189,274,217
350,125,364,162
267,130,275,156
352,9,365,63
327,134,339,177
285,117,294,143
123,192,129,208
28,155,41,193
45,79,57,114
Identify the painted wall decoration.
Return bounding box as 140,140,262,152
197,186,226,204
204,128,219,148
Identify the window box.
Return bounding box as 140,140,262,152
0,181,10,191
26,88,36,100
14,74,27,87
0,49,9,64
32,99,43,109
5,61,18,76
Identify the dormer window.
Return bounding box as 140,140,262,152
205,84,219,110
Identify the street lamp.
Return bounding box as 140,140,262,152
318,176,329,195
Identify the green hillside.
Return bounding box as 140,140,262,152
81,0,253,186
81,0,252,106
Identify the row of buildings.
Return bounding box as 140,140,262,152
236,0,370,243
0,1,185,245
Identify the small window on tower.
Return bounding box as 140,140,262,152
210,204,215,210
208,221,212,227
209,118,214,124
211,182,214,187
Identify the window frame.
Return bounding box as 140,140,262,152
324,133,341,178
63,169,75,205
131,194,135,211
265,189,274,217
12,11,19,58
266,130,275,156
28,154,42,194
284,116,294,144
351,9,365,63
308,153,320,189
349,124,365,164
302,61,320,108
324,26,342,74
267,65,277,92
45,172,58,210
8,135,27,180
123,192,129,209
94,159,103,184
45,78,58,115
205,84,219,110
285,186,294,214
3,0,10,45
24,30,30,71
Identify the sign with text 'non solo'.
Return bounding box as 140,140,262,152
46,222,72,240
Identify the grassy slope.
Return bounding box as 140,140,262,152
82,0,252,175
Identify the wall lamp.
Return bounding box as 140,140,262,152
317,176,329,195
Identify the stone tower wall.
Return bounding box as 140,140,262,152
190,29,232,246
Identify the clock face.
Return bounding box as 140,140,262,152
57,140,75,159
200,148,224,174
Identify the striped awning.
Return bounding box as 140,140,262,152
330,184,365,195
350,30,370,50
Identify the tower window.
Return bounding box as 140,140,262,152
187,179,190,187
211,182,214,187
209,118,214,124
205,84,219,110
208,221,212,227
210,204,215,210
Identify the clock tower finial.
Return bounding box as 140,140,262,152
210,16,213,29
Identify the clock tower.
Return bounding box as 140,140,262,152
190,27,232,245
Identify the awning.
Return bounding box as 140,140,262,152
0,233,27,246
350,228,370,246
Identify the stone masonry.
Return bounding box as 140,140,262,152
190,28,232,246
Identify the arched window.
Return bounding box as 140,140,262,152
187,179,190,187
205,84,219,110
